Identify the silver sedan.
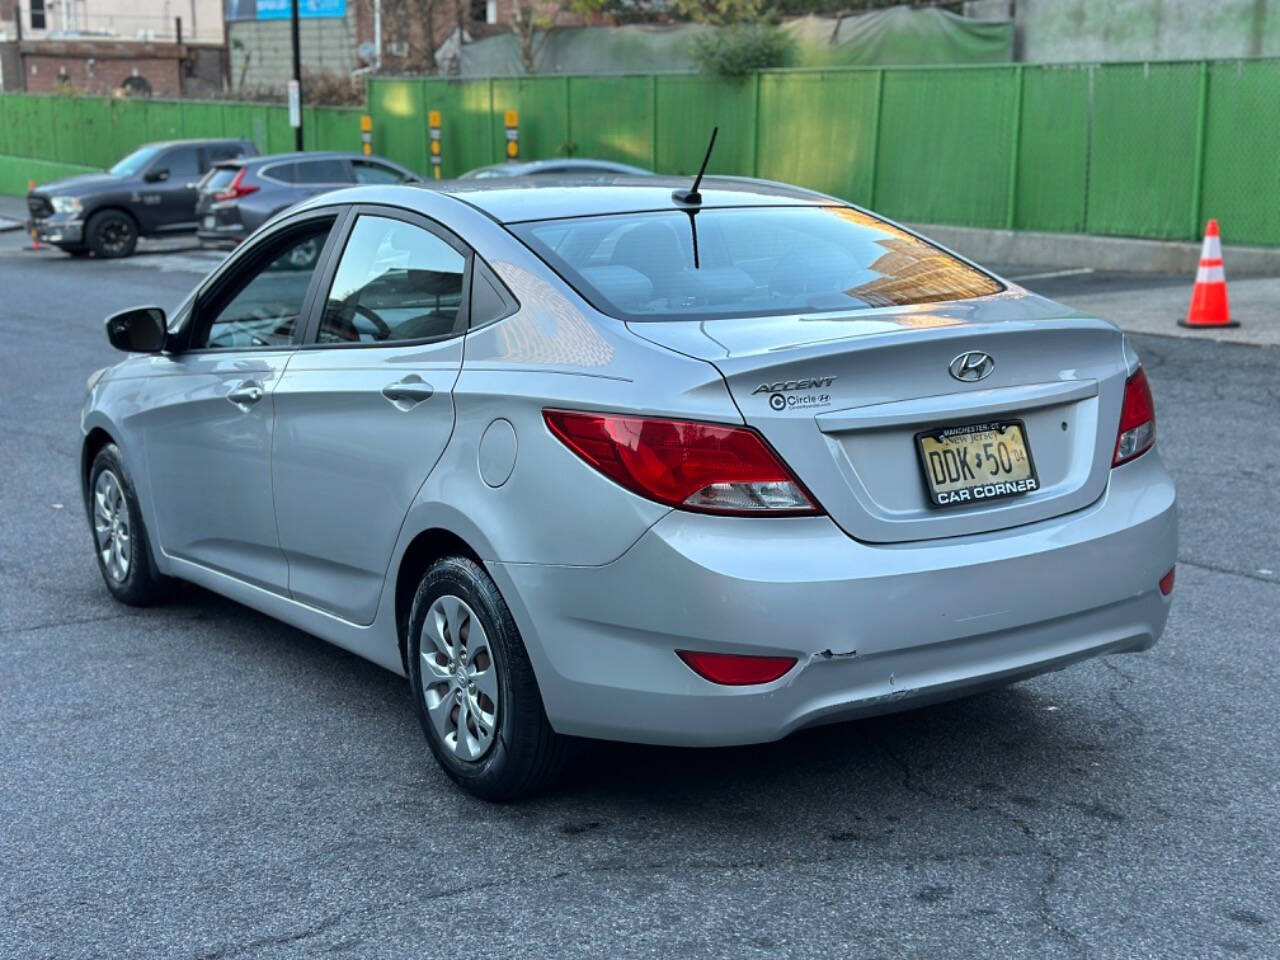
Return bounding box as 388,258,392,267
80,176,1176,800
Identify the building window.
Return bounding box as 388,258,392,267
30,0,47,30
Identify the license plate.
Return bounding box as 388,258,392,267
202,215,216,229
916,420,1039,508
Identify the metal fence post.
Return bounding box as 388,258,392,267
650,74,659,172
751,71,762,178
1006,64,1025,230
488,77,496,164
562,76,571,156
1189,60,1210,241
867,68,885,209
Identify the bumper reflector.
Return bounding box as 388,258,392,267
676,650,797,685
1159,566,1176,596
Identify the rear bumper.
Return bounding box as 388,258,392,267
490,450,1176,747
196,225,247,244
196,203,249,244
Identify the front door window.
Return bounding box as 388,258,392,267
194,220,334,350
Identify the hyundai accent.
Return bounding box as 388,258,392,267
81,175,1176,799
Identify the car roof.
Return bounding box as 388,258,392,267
464,158,652,178
430,175,836,223
146,138,254,148
248,151,370,163
217,151,387,169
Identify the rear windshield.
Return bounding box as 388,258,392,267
202,167,239,192
510,206,1004,322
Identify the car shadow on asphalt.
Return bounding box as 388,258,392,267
159,580,1090,822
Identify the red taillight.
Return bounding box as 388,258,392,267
676,650,797,685
1113,366,1156,467
1159,566,1175,596
543,409,821,515
214,168,258,202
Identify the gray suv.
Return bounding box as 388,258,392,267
196,151,421,246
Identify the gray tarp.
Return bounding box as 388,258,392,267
458,6,1013,76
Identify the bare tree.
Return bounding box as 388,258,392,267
418,0,439,71
510,0,605,73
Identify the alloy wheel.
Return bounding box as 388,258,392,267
100,218,134,256
93,469,131,583
419,595,500,761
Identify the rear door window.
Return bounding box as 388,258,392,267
158,147,201,180
352,159,409,184
206,143,249,165
295,159,353,184
264,162,298,184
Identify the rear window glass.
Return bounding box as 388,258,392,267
510,206,1004,322
295,159,351,184
263,160,351,185
203,167,239,192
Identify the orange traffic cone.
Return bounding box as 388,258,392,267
26,179,40,251
1180,219,1238,329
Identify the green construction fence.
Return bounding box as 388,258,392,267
367,59,1280,247
4,61,1277,247
0,94,365,194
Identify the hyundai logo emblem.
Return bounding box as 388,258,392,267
949,351,995,382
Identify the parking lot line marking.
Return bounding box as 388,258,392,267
1008,267,1096,282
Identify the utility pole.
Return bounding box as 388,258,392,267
290,0,303,151
13,4,25,92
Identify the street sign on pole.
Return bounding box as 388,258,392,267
288,81,302,130
290,0,303,151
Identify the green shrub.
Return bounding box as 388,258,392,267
691,23,794,80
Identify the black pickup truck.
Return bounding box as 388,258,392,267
26,138,257,258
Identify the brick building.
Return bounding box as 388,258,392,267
1,0,225,95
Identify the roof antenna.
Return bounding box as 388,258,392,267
673,126,718,205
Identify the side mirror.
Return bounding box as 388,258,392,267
105,306,167,353
144,167,170,183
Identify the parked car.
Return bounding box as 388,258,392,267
82,176,1176,801
196,151,422,246
27,139,257,258
459,158,652,179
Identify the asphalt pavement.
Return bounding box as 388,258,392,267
1,226,1278,959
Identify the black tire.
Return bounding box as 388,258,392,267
85,209,138,259
87,443,170,606
407,556,566,801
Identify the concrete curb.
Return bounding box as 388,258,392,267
0,218,23,233
908,223,1280,278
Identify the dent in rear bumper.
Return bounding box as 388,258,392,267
490,450,1176,747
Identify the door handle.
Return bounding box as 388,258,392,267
381,376,434,407
227,381,264,407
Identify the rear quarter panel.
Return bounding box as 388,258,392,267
401,199,745,566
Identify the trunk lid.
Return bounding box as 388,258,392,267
628,290,1130,543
